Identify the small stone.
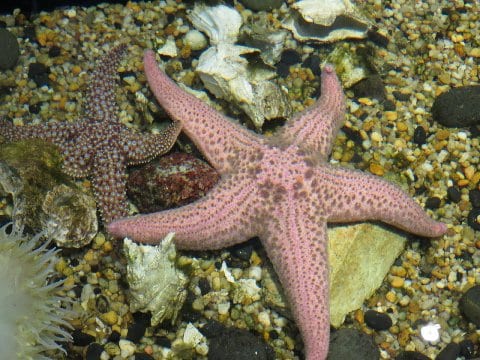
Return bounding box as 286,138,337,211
100,310,118,326
468,189,480,208
280,49,302,65
435,342,460,360
467,209,480,231
0,28,19,70
28,62,50,87
413,126,427,145
447,187,461,203
86,343,105,360
119,339,136,358
364,310,392,331
184,29,207,51
395,351,430,360
328,328,379,360
390,276,404,288
72,329,95,346
432,86,480,127
459,285,480,326
425,197,441,210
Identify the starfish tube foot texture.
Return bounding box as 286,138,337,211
0,46,182,224
108,50,447,360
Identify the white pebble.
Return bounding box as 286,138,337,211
184,29,208,51
119,339,136,358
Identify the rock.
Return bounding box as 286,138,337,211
124,234,188,327
202,320,275,360
435,342,460,360
395,351,430,360
327,328,379,360
432,85,480,127
467,208,480,231
328,223,406,327
240,0,284,11
0,28,19,70
459,285,480,327
364,309,392,331
0,139,97,247
28,62,50,87
127,152,219,213
351,74,386,101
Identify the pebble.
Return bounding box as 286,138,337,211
468,189,480,208
432,86,480,127
446,186,461,203
328,328,379,360
184,29,207,51
202,320,275,360
364,309,393,331
86,343,105,360
0,28,19,70
72,329,95,346
28,62,50,87
351,75,387,102
435,342,460,360
127,152,219,213
467,209,480,231
395,351,429,360
119,339,136,358
458,285,480,326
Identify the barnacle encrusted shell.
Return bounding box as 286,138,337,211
0,223,73,359
42,184,98,248
188,4,291,129
282,0,371,43
124,233,188,326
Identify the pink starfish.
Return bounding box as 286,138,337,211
109,50,447,359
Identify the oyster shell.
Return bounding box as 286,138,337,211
283,0,371,43
124,234,188,326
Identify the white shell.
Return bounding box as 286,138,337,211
188,4,291,128
283,0,371,42
124,233,188,326
157,37,178,58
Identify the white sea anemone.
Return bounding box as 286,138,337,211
0,223,73,359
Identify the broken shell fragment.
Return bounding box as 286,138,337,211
283,0,371,43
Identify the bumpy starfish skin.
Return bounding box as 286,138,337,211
0,46,181,223
109,50,447,359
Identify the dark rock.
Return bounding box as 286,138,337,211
436,342,460,360
280,48,302,65
364,310,392,331
126,313,151,343
467,208,480,231
459,285,480,326
458,339,475,358
108,330,120,343
239,0,284,11
303,54,322,76
432,86,480,127
0,28,19,70
48,45,61,57
469,189,480,208
393,91,411,102
351,75,386,102
198,277,211,295
204,320,274,360
396,351,430,360
413,126,427,145
425,197,441,209
72,329,95,346
28,62,50,87
134,353,154,360
29,102,41,114
382,99,396,111
327,328,379,360
127,152,219,213
276,62,290,78
85,343,104,360
367,27,389,47
446,186,461,203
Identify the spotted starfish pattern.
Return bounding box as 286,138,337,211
0,45,182,224
109,50,447,359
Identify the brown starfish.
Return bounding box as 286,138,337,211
0,45,182,223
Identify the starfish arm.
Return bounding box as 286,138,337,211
61,132,92,178
317,165,447,237
276,64,345,158
84,45,127,121
261,202,329,360
92,148,129,223
124,121,182,165
108,176,259,247
143,50,263,173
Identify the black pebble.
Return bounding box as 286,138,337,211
446,186,461,203
276,62,290,78
396,351,430,360
458,339,475,358
155,335,171,348
85,343,104,360
425,197,441,209
0,28,19,70
468,189,480,208
328,328,379,360
467,208,480,231
435,342,460,360
231,242,254,262
48,45,61,57
303,54,321,76
29,102,41,114
133,353,154,360
393,91,411,101
198,277,211,295
28,62,50,87
432,85,480,127
203,320,274,360
413,126,427,145
351,75,386,101
108,330,121,343
459,285,480,326
72,329,95,346
364,309,393,331
280,49,302,65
